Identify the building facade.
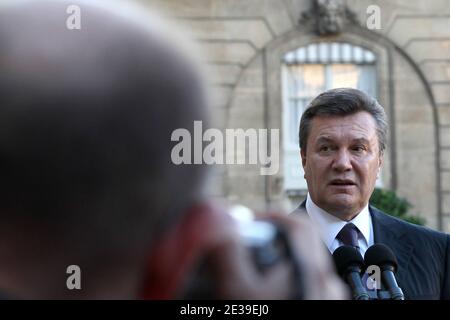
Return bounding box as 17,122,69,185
141,0,450,231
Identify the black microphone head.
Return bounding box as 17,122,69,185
364,244,398,272
332,245,365,276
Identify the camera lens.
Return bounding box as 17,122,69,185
229,205,288,272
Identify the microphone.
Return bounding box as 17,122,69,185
333,245,369,300
364,244,405,300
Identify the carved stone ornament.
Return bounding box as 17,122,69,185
299,0,359,36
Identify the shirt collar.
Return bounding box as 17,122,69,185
305,193,371,251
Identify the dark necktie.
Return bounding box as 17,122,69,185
337,223,360,252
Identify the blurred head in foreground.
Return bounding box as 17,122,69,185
0,0,210,298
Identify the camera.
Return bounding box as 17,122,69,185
180,204,304,299
230,205,289,272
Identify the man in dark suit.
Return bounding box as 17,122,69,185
294,87,450,299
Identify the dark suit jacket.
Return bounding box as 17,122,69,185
293,201,450,300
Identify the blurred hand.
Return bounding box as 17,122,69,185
198,203,349,300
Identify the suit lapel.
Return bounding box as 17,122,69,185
370,206,414,287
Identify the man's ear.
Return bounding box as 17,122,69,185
300,149,307,169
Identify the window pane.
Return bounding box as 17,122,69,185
342,43,352,62
284,51,295,64
357,65,377,96
353,46,363,63
289,99,299,145
331,42,340,61
288,99,307,145
286,66,300,96
364,50,376,63
296,47,306,62
286,64,325,98
307,44,318,63
300,64,325,97
328,64,376,96
319,42,329,63
329,64,360,88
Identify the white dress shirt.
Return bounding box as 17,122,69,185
305,193,374,256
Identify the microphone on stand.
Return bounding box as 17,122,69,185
333,245,369,300
364,244,405,300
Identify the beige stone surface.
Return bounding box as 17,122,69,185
392,52,437,226
176,20,273,49
211,0,294,36
432,83,450,105
422,62,450,82
207,64,242,85
443,193,450,214
198,41,256,65
440,127,450,148
441,149,450,170
407,40,450,64
442,171,450,191
139,0,214,17
209,85,234,109
388,17,450,48
442,215,450,233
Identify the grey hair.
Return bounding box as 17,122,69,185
299,88,388,154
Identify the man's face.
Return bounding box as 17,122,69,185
301,111,383,221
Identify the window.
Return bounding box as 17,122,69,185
282,42,378,192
